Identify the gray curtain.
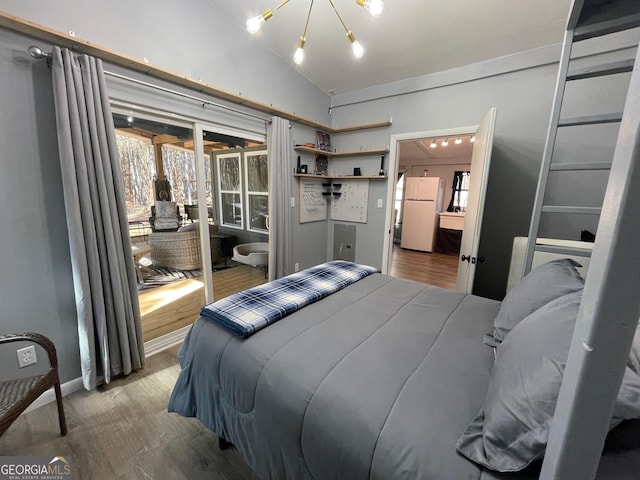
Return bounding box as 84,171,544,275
51,47,145,390
267,117,292,280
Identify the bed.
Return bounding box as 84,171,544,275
168,261,640,479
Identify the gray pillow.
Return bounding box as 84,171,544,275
491,258,584,344
457,290,640,472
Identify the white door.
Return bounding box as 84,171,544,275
456,107,497,293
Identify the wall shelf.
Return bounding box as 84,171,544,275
294,174,387,180
294,146,388,158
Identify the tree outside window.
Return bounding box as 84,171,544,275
116,132,156,223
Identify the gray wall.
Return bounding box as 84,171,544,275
330,36,637,299
0,0,330,383
0,29,80,381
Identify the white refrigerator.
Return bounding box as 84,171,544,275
400,177,445,252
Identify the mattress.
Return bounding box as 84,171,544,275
169,273,503,479
169,271,640,478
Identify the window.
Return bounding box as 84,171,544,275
448,171,471,212
245,150,269,232
217,152,243,228
116,132,156,223
162,144,212,207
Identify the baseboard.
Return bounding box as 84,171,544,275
24,376,85,413
25,326,191,413
144,325,191,357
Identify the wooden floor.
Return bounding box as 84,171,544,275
0,345,259,480
0,250,459,479
139,263,266,341
389,246,459,289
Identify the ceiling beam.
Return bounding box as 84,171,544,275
152,134,179,145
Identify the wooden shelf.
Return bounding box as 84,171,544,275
294,174,387,180
0,11,393,135
294,146,388,157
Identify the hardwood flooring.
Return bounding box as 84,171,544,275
0,345,258,479
389,246,459,289
139,263,266,341
0,251,458,479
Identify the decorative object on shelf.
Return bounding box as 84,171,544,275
379,153,385,175
246,0,383,63
296,155,302,173
300,164,308,173
315,154,329,175
353,167,361,176
316,131,331,152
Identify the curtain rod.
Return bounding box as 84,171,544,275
28,45,271,125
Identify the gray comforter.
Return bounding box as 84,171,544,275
168,272,640,479
169,273,506,479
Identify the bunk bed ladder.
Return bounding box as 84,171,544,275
522,0,640,276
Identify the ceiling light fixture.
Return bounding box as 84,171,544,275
247,0,383,62
246,0,291,34
455,137,462,145
470,135,476,143
430,140,437,148
294,0,315,64
356,0,384,17
441,138,449,147
328,0,364,58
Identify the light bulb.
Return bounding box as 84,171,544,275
356,0,384,17
470,135,476,143
455,137,462,144
351,39,364,58
293,37,306,65
441,139,449,147
246,9,273,34
246,15,265,33
430,140,437,148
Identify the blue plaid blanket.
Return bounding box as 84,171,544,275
200,261,379,338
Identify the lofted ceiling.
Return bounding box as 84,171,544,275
215,0,573,95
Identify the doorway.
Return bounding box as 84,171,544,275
382,108,497,293
112,107,269,342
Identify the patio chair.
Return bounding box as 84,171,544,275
0,333,67,437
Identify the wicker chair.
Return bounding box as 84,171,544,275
0,333,67,437
149,223,220,270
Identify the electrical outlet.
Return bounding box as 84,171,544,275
377,198,383,208
17,345,37,368
294,262,300,272
290,197,296,207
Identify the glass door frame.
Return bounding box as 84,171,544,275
111,102,267,304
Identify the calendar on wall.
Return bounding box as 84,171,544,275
299,180,327,223
330,180,369,223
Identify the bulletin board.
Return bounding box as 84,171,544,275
331,180,369,223
299,180,328,223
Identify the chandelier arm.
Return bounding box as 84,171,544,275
274,0,292,13
302,0,314,37
327,0,350,35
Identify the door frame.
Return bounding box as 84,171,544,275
382,125,478,275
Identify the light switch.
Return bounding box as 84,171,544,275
377,198,383,208
290,197,295,207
